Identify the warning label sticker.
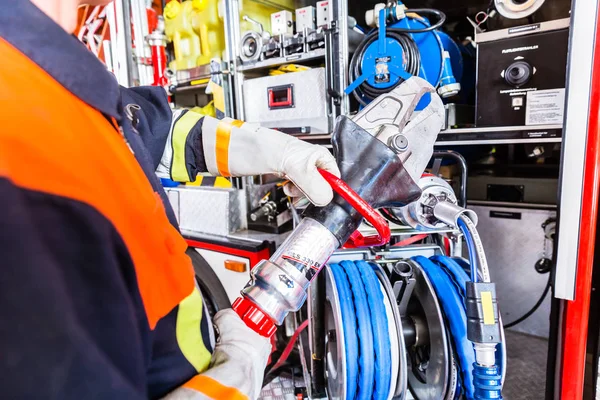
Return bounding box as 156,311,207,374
525,89,566,126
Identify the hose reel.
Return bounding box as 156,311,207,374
324,254,507,400
346,2,463,107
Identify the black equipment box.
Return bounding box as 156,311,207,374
475,19,570,127
468,176,558,205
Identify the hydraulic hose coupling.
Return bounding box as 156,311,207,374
233,217,340,337
433,200,478,228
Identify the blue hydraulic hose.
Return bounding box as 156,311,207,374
473,363,503,399
458,218,478,283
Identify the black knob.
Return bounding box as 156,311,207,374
504,61,533,87
535,258,552,274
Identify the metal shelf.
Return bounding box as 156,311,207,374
237,48,326,72
358,221,457,237
175,64,213,84
292,134,332,140
435,124,563,146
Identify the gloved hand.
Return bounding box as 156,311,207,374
207,309,272,400
202,117,340,206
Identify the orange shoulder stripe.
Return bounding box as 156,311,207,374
0,38,194,329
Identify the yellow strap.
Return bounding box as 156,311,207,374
183,375,249,400
208,80,226,116
176,288,212,373
481,291,495,325
214,177,232,188
172,110,204,182
215,119,243,177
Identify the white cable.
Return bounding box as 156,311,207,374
460,214,491,283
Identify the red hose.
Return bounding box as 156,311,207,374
392,233,428,247
319,169,391,247
267,319,310,375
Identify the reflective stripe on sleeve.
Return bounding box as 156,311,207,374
176,287,212,373
171,110,203,182
182,375,249,400
201,117,244,177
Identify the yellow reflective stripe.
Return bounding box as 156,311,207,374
481,291,495,325
215,119,243,177
172,110,204,182
176,288,212,373
183,375,249,400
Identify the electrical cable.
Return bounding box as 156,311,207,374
381,208,405,226
266,319,309,375
504,274,552,329
458,218,478,283
400,9,446,32
349,29,421,106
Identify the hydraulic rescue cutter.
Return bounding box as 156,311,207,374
232,76,445,336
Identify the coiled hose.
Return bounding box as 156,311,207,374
349,29,421,106
348,7,446,105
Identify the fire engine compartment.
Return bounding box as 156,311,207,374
86,0,600,398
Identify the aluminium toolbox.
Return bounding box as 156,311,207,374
242,68,330,134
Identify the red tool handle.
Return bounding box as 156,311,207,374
318,169,391,248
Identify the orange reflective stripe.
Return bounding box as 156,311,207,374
183,375,248,400
0,38,194,329
215,119,243,176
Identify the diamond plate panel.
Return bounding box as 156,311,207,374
469,205,555,338
243,68,331,133
259,376,301,400
502,331,548,400
165,187,247,236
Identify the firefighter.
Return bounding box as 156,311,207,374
0,0,340,399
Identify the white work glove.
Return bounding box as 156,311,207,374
202,117,340,206
208,309,272,400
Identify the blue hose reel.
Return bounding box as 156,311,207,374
346,3,463,108
326,256,505,400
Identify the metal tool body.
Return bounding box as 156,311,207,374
233,77,445,337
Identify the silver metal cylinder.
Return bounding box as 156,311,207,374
393,175,459,230
433,201,479,228
242,218,339,324
474,343,497,367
